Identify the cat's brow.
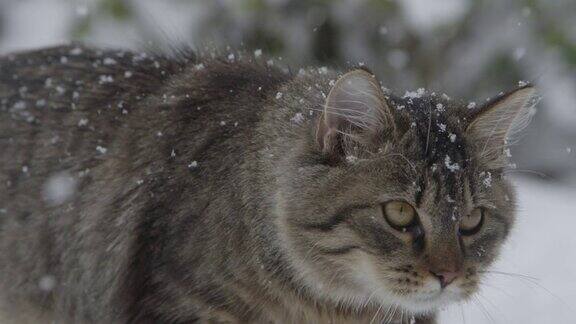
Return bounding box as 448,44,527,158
299,204,373,231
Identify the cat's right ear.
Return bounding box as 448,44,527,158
316,69,395,156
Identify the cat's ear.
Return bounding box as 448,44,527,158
316,69,395,155
466,85,537,167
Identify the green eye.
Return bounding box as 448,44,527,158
460,208,484,235
383,201,417,229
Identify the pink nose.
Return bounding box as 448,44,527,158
430,270,459,288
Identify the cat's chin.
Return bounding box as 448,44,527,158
391,289,463,314
367,283,466,315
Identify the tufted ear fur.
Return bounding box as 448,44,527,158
467,85,537,168
316,69,395,156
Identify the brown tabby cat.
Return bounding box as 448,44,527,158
0,45,536,324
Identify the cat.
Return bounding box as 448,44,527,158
0,44,536,324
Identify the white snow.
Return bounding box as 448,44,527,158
444,155,460,172
38,275,56,292
513,47,526,61
345,155,358,164
290,112,304,124
99,75,114,84
41,172,77,206
387,49,409,69
69,47,83,56
479,171,492,187
103,57,117,65
403,88,426,99
77,118,89,127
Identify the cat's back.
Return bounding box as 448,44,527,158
0,44,189,321
0,44,293,322
0,44,183,201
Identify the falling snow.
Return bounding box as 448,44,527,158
444,155,460,172
41,172,77,205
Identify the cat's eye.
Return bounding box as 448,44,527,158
383,201,417,229
459,208,484,235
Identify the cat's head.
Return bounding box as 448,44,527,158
275,69,536,315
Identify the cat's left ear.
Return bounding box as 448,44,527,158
466,85,537,167
316,69,395,156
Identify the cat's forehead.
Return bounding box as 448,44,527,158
391,95,488,214
388,94,471,171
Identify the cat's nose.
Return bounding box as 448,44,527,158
429,270,459,289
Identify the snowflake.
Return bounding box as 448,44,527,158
444,155,460,172
103,58,117,65
345,155,358,164
78,118,89,127
403,88,426,99
290,112,305,124
480,171,492,187
69,47,83,56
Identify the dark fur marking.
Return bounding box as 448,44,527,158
300,204,373,231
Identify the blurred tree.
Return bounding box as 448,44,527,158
2,0,574,179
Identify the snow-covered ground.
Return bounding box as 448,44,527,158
441,177,576,324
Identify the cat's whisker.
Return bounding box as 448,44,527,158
502,168,550,179
479,281,515,299
459,303,467,324
480,270,576,315
369,300,385,324
385,304,399,324
384,153,417,175
477,291,507,323
477,270,539,282
472,295,497,324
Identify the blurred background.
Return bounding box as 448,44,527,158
0,0,575,323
